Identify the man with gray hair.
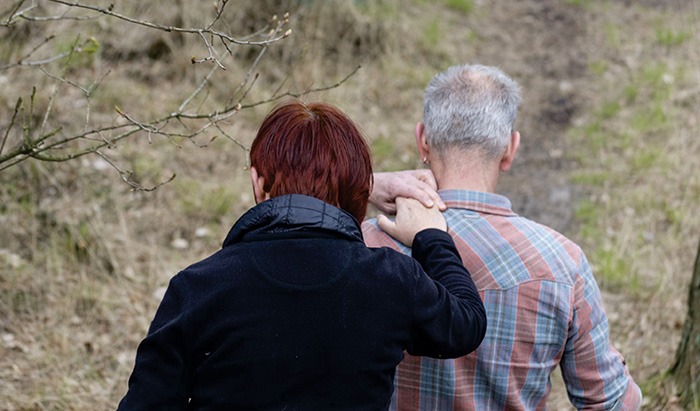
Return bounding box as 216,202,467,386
365,64,642,410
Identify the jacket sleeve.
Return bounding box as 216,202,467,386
406,228,487,358
560,253,642,410
117,275,192,410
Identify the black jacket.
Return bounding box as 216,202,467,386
118,194,486,410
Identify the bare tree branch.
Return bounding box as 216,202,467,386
0,98,22,158
0,1,359,192
46,0,292,46
95,149,176,192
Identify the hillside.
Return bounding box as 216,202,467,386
1,0,698,409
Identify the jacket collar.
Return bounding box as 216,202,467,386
223,194,364,247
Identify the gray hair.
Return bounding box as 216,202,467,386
423,64,522,158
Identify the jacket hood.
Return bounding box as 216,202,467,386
223,194,364,247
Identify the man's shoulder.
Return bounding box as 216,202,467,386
515,215,585,260
478,209,583,261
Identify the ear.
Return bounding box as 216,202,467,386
415,122,430,163
500,131,520,172
250,166,269,204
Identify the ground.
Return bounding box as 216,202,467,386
1,0,698,409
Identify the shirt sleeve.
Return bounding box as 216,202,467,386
406,228,487,358
117,275,192,410
561,253,642,410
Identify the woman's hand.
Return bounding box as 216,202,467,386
369,170,446,215
377,197,446,246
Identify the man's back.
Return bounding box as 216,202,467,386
363,189,640,410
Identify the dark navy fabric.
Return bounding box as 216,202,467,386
118,194,486,410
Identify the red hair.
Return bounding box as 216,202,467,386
250,100,373,222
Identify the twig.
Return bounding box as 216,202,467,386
177,63,219,113
16,13,100,22
0,98,22,158
205,0,228,31
47,0,292,47
95,149,176,192
241,65,362,111
214,122,248,153
23,87,37,148
160,65,361,124
39,84,59,140
191,31,226,69
2,0,28,26
0,35,55,71
0,122,140,170
3,0,98,25
39,66,88,94
228,37,273,106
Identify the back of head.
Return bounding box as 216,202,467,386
423,64,522,159
249,100,373,222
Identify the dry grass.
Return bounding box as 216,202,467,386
565,3,700,408
1,0,699,410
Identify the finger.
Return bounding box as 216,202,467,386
382,205,397,215
376,214,397,236
404,184,436,208
414,169,438,190
412,171,444,210
422,187,446,211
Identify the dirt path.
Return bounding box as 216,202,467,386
467,1,590,235
464,2,615,408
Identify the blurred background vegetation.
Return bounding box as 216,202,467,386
1,0,698,409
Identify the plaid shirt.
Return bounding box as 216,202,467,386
362,190,641,410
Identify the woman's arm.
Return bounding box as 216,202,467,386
406,229,487,358
378,197,486,358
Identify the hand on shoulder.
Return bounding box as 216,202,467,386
377,198,446,246
370,170,446,215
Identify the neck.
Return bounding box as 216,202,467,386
429,149,500,193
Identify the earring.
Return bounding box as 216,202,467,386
421,157,428,164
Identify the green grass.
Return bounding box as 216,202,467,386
623,84,639,103
603,22,621,48
600,100,621,120
176,179,235,222
663,205,684,231
588,60,608,76
592,247,639,292
630,148,660,171
423,19,443,49
445,0,474,14
354,0,399,18
570,171,609,187
655,27,688,47
370,135,416,172
566,17,696,299
631,104,668,133
574,198,600,240
580,120,606,152
564,0,592,7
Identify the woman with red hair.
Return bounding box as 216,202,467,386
118,101,486,410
